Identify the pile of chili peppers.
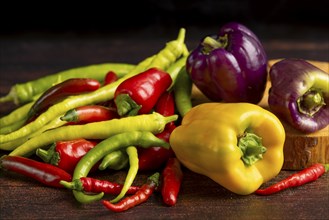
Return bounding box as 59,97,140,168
1,22,328,213
0,28,189,212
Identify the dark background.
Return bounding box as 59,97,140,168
1,0,328,40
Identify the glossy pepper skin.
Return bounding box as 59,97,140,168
36,139,98,174
26,78,101,122
114,68,172,116
170,103,285,195
0,155,72,188
138,91,176,170
268,58,329,133
186,22,268,104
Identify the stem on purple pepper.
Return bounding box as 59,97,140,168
297,89,326,117
201,35,228,54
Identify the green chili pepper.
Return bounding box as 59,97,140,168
110,146,139,203
0,63,135,105
7,112,177,156
69,131,170,204
0,57,151,144
98,150,129,171
174,67,193,117
147,28,188,70
166,56,188,90
1,115,67,151
0,102,35,127
0,29,187,144
0,119,26,135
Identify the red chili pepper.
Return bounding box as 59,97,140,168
60,105,118,124
104,71,118,85
138,125,175,170
138,92,176,170
36,139,98,174
0,155,72,188
60,177,140,195
102,172,160,212
114,68,172,116
161,157,183,206
27,78,101,122
255,163,329,195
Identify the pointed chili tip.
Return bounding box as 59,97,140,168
177,28,186,44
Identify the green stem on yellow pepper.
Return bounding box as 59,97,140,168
238,132,267,166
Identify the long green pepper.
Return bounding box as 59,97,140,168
1,115,67,151
0,29,187,144
110,146,139,203
174,67,193,117
68,131,170,204
0,63,135,105
8,112,177,156
98,150,128,170
0,102,34,127
0,57,152,144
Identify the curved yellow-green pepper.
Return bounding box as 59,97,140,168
170,103,285,195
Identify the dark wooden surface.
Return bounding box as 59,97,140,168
0,24,328,220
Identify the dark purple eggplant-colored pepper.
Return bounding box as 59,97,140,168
186,22,268,104
268,58,329,133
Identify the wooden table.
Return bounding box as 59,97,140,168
1,25,328,220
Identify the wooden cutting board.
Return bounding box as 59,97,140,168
191,59,329,170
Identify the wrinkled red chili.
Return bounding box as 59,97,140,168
255,163,329,195
102,172,160,212
27,78,101,122
36,139,98,174
60,105,118,124
60,177,140,195
161,157,183,206
138,92,176,170
0,155,72,188
114,68,172,116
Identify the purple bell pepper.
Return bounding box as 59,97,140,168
268,58,329,133
186,22,268,104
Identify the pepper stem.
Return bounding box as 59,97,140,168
60,179,83,191
35,143,60,166
114,94,141,117
297,89,326,117
201,34,228,54
238,132,267,166
60,109,78,122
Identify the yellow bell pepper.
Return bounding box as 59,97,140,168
170,102,285,195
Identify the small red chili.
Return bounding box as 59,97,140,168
114,67,172,116
60,177,140,195
138,125,175,171
104,71,118,85
0,155,72,188
102,172,160,212
27,78,101,122
60,105,118,124
138,91,176,171
161,157,183,206
154,91,176,129
36,139,98,174
255,163,329,195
